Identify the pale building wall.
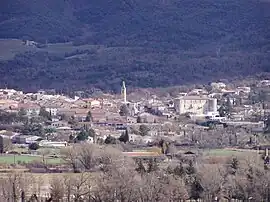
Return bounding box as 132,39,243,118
174,96,217,115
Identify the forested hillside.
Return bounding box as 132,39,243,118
0,0,270,91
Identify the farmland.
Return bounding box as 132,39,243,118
0,39,102,61
0,154,62,164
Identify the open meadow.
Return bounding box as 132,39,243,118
0,39,102,60
0,154,62,165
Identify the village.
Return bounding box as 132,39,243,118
1,79,270,200
0,79,270,159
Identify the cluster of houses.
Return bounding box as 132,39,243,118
0,79,269,152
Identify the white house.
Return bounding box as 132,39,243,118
45,106,58,116
18,103,40,116
174,96,217,115
39,140,67,147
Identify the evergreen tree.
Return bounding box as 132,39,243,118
39,107,51,120
173,162,186,177
190,176,204,200
136,116,142,123
119,104,129,116
186,160,196,175
139,125,150,136
135,159,146,174
119,129,129,143
18,108,27,117
104,135,117,144
76,130,89,141
85,111,93,122
147,158,159,173
28,142,39,150
228,157,239,175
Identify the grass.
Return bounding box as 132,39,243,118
0,39,35,60
203,148,244,157
0,39,102,60
0,154,63,165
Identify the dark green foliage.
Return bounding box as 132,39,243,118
173,163,186,177
135,159,146,174
0,110,22,124
218,98,233,117
0,0,270,91
76,130,90,141
118,129,129,143
39,107,51,121
104,135,117,144
190,176,204,200
69,134,75,143
264,116,270,133
228,157,239,175
119,104,129,116
22,123,44,137
139,125,150,136
85,111,93,122
136,116,142,123
186,160,196,175
18,108,27,117
147,158,159,173
28,142,39,150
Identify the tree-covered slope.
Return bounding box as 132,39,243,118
0,0,270,91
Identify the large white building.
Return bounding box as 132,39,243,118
174,96,217,115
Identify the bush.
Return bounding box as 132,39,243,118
28,142,40,150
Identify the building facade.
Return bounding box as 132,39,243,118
174,96,217,115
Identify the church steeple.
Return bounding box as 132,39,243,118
121,81,127,104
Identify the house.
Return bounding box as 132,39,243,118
0,130,18,140
188,88,208,95
211,82,226,90
174,96,217,115
56,126,72,132
138,112,158,123
24,40,37,46
127,116,137,124
0,89,23,96
0,135,12,153
259,80,270,87
73,108,88,121
91,109,107,123
45,106,58,116
39,140,67,147
18,103,40,116
58,108,76,117
236,87,251,95
51,121,69,128
15,135,42,144
0,99,19,110
82,99,101,108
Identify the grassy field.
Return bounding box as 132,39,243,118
203,149,244,157
0,39,34,60
0,154,62,164
0,39,102,60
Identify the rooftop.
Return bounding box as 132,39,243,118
175,96,214,100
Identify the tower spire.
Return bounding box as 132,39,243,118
121,81,127,104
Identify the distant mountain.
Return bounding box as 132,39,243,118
0,0,270,92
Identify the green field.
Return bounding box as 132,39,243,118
0,155,62,164
203,149,244,157
0,39,101,60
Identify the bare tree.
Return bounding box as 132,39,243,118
63,173,92,202
198,164,225,201
0,172,32,202
49,176,64,202
61,146,80,173
77,143,101,171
